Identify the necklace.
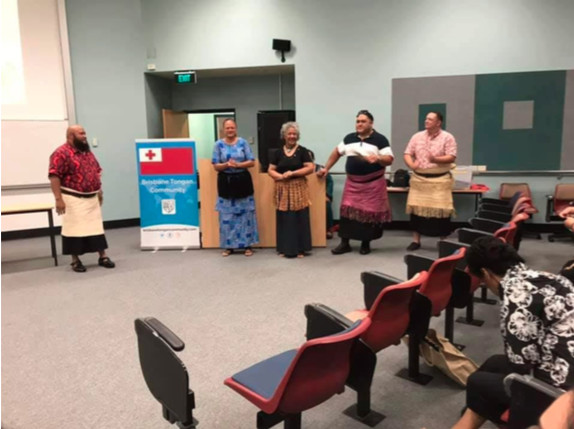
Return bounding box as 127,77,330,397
284,144,298,156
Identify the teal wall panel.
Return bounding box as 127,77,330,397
473,71,566,170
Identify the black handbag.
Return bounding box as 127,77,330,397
393,169,410,187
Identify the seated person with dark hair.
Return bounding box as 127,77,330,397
452,236,574,429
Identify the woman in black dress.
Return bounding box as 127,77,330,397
268,122,315,258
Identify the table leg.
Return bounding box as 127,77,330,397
48,209,58,266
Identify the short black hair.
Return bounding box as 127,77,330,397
357,110,374,121
465,236,524,278
428,111,444,123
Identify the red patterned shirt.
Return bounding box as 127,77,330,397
48,143,102,193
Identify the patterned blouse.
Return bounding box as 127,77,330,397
211,138,256,213
211,138,254,173
48,143,102,193
500,263,574,388
404,130,457,170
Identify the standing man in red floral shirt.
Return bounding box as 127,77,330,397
49,125,115,272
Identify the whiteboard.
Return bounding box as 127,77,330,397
1,120,68,186
1,0,70,187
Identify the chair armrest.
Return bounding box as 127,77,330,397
404,254,436,279
504,374,565,398
477,210,512,222
470,217,504,233
458,228,494,245
304,303,353,340
449,268,471,308
504,373,565,428
144,317,185,352
481,203,512,214
361,271,404,310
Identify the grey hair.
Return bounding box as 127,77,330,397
280,121,300,140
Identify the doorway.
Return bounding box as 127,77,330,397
188,110,235,160
161,108,235,160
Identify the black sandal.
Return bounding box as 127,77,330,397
71,259,87,273
98,256,116,268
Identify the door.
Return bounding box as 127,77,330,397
162,109,189,138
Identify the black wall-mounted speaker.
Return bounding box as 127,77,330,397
272,39,291,52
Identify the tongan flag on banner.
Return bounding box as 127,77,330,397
135,139,199,250
138,147,194,175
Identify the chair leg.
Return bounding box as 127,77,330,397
343,341,385,426
396,333,433,385
444,306,466,350
176,419,199,429
444,306,454,343
284,413,302,429
473,286,497,305
257,411,285,429
456,299,485,327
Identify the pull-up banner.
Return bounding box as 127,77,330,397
135,139,200,250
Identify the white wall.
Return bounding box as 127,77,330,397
65,0,148,222
7,0,572,231
172,73,296,158
141,0,574,166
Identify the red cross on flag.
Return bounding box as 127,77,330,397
139,147,194,175
139,148,162,162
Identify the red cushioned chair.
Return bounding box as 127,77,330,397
458,222,518,249
224,318,371,429
437,240,489,347
396,248,469,385
480,191,522,208
305,272,428,424
470,212,529,250
500,183,531,200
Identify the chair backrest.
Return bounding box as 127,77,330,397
135,318,194,426
276,318,371,414
494,222,517,248
419,248,466,316
500,183,531,200
362,272,429,353
554,183,574,213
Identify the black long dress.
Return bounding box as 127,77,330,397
270,146,312,258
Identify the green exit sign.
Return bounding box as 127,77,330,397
174,71,196,84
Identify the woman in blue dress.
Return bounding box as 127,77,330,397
212,119,259,256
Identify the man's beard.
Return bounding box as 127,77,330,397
73,137,90,152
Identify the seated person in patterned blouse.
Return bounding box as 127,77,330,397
452,236,574,429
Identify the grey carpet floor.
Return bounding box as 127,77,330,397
2,228,573,429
